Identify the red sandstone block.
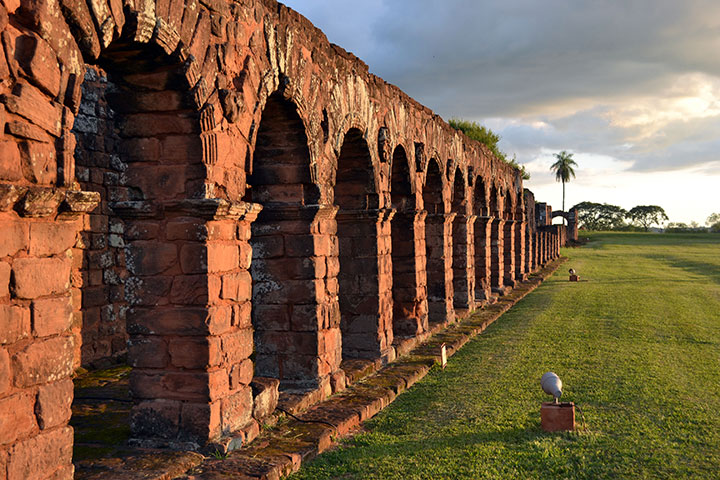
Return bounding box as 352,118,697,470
221,328,253,365
289,304,322,332
121,112,199,137
127,336,168,369
2,81,62,136
207,305,234,335
231,302,252,329
6,427,73,480
130,399,181,440
220,387,252,435
0,348,10,395
28,221,79,256
168,336,221,369
161,135,203,162
12,256,71,299
0,304,30,344
170,274,209,305
238,242,252,270
181,400,222,441
0,140,23,181
0,449,6,480
229,359,254,390
0,221,28,258
127,306,213,336
126,241,178,276
126,275,173,306
250,235,284,259
0,392,36,444
166,218,208,241
179,243,207,274
251,304,290,331
15,35,61,97
11,335,73,387
207,243,239,273
131,369,229,402
19,139,56,184
221,271,251,302
31,295,73,338
35,378,73,430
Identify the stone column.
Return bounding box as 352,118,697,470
473,216,493,304
490,217,505,292
120,199,262,448
503,219,516,288
0,185,99,480
392,210,429,339
336,208,395,364
452,213,476,312
514,220,527,282
251,204,341,395
425,212,456,325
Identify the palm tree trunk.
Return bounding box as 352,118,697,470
562,180,566,225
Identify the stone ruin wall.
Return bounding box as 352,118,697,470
0,0,565,478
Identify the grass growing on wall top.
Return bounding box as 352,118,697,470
290,232,720,479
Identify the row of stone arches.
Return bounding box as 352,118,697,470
0,2,563,477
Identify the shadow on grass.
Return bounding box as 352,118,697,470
581,232,720,248
346,425,570,462
644,254,720,285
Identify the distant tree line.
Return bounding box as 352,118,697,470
571,203,719,233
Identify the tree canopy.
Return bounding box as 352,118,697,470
449,119,530,180
627,205,669,231
707,213,720,232
550,150,577,218
572,201,627,231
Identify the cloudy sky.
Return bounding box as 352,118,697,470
282,0,720,225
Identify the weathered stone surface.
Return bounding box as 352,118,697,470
0,0,568,468
32,294,73,337
0,392,36,444
250,376,279,421
6,427,73,480
12,256,71,299
11,335,74,387
35,378,73,429
0,304,30,344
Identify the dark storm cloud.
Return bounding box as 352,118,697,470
281,0,720,172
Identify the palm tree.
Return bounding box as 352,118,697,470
550,151,577,224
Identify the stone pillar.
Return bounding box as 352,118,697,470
514,220,527,282
120,199,261,448
473,216,493,304
490,217,505,292
0,186,99,480
503,219,516,288
391,210,429,339
336,208,395,363
425,212,456,325
251,205,340,395
452,214,476,311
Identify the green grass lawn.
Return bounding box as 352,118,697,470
290,232,720,479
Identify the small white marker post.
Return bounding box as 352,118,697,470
440,343,447,368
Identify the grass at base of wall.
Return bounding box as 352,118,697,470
290,232,720,479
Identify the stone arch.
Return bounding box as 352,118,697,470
246,91,324,391
423,158,453,324
6,0,243,452
390,145,426,339
335,128,392,361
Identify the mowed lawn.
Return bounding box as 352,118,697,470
290,232,720,479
